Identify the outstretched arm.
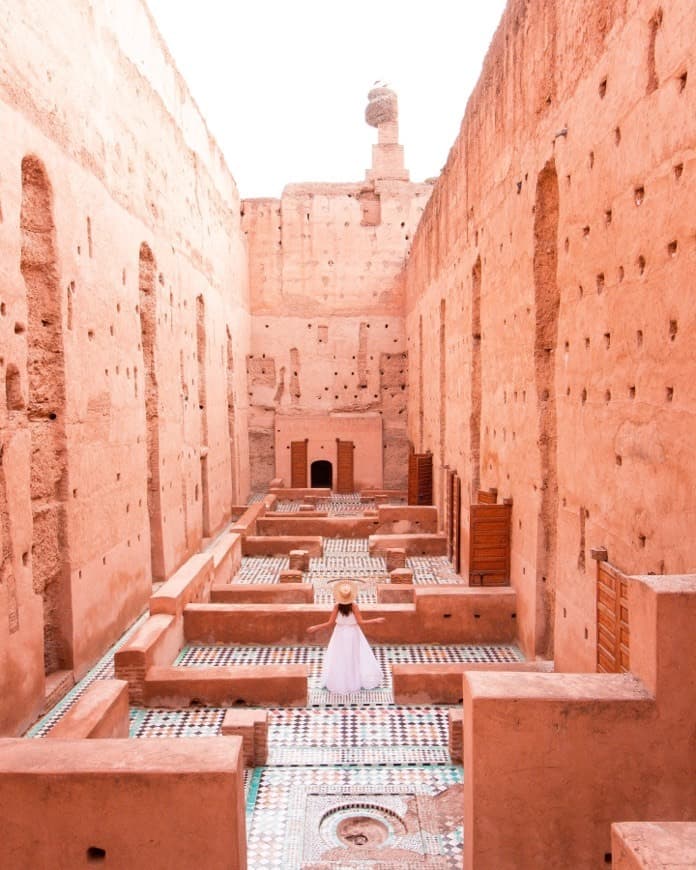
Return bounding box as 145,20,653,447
307,604,339,635
352,604,386,629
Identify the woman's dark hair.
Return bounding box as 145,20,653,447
337,602,353,616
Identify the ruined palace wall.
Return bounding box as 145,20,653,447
0,0,250,735
243,180,431,490
404,0,696,666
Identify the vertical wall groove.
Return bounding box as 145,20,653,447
470,256,482,499
533,159,560,658
0,443,19,634
20,155,72,673
226,326,237,506
418,314,424,451
196,294,210,536
138,242,164,582
439,298,447,527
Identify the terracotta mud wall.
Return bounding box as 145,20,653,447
243,102,433,492
0,0,250,734
404,0,696,665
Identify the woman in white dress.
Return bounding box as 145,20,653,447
306,580,385,694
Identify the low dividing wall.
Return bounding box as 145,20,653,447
242,536,323,557
184,586,517,645
256,516,380,538
210,583,314,604
611,822,696,869
462,575,696,869
374,505,438,534
369,533,448,557
143,665,308,707
46,680,129,739
0,737,246,869
115,530,243,703
392,660,553,705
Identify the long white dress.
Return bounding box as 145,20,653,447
320,610,383,694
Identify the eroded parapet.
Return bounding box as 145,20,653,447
611,822,696,869
461,575,696,870
46,680,129,739
0,737,246,869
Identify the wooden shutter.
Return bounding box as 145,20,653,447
446,470,455,561
597,561,630,673
336,439,354,494
477,489,498,505
468,503,511,586
417,453,433,505
290,440,307,488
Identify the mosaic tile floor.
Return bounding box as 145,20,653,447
31,495,524,868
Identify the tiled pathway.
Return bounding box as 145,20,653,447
29,496,524,868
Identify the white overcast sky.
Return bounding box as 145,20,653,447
145,0,508,199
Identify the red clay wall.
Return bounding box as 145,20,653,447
404,0,696,666
0,0,250,734
243,173,432,492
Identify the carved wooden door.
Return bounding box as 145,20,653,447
468,503,511,586
290,439,308,488
336,439,354,494
408,452,433,505
596,561,630,673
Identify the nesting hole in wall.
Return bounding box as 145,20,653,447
618,266,624,282
674,163,683,181
86,847,106,862
604,333,611,349
666,386,674,402
629,385,636,399
637,330,644,347
604,389,611,403
598,77,607,98
638,534,646,548
616,455,622,466
14,322,25,334
669,320,678,340
678,70,688,92
634,186,645,206
637,255,646,275
667,240,678,256
596,273,604,293
583,225,590,237
581,388,587,404
614,127,621,145
605,209,612,225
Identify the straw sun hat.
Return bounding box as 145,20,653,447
332,580,359,605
